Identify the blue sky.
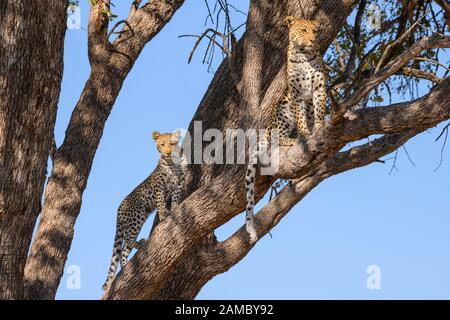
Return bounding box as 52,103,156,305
55,1,450,299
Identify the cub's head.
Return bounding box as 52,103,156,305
285,16,320,48
152,130,181,156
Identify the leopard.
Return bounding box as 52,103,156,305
102,130,187,290
244,17,327,244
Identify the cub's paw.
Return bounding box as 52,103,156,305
158,211,169,221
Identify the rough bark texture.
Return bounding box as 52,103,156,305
24,0,186,300
0,0,67,299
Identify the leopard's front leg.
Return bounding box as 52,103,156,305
155,187,168,220
312,82,326,131
293,98,311,138
171,183,184,209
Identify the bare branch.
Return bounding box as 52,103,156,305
180,28,241,91
179,29,229,63
403,145,416,167
399,67,442,83
87,0,112,65
434,122,450,171
388,149,399,175
414,57,450,72
333,39,347,73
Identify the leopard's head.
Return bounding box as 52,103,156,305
285,16,320,49
152,130,181,156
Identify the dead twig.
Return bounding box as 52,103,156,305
179,29,229,63
434,122,450,171
180,27,241,92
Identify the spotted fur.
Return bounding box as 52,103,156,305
245,17,327,243
102,131,187,290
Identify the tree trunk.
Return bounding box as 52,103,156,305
0,0,67,299
24,67,126,299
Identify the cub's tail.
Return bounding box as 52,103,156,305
102,225,123,291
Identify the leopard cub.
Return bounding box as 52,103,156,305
102,130,187,290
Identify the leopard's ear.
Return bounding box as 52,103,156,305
285,16,297,28
152,131,161,141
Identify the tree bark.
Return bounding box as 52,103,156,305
0,0,67,299
24,0,186,300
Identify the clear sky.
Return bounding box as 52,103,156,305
55,1,450,299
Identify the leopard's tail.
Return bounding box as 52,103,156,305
245,146,259,244
102,225,123,290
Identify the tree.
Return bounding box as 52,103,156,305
0,0,67,299
0,0,449,300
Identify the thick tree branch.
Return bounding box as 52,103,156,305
197,130,420,276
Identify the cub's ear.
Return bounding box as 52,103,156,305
285,16,297,28
152,131,161,140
